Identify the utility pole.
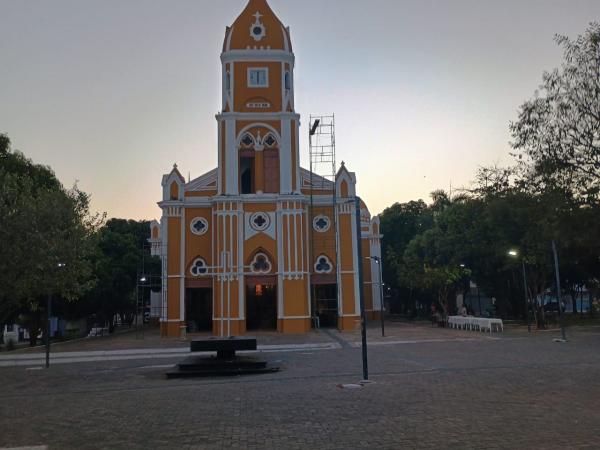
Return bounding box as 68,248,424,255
45,293,52,369
354,197,368,381
521,259,531,333
552,240,567,341
377,258,385,337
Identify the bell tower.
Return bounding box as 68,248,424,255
216,0,301,196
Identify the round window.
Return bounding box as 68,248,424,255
313,215,331,233
190,217,209,236
250,212,270,232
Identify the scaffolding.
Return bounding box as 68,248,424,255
308,114,339,328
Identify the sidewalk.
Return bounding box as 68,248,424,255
0,341,341,367
0,320,512,367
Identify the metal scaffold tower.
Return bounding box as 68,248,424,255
308,114,339,328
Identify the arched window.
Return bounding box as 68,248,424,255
240,132,255,148
285,72,291,90
263,133,277,147
314,255,333,274
250,253,272,274
225,71,231,91
190,258,208,277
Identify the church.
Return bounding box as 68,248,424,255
149,0,382,337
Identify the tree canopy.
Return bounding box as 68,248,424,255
0,134,101,340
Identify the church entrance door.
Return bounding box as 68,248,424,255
185,288,213,333
246,277,277,330
313,284,338,328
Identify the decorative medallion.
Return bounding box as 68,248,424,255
190,258,208,276
313,215,331,232
190,217,209,236
251,253,272,274
250,212,270,232
250,11,266,41
314,255,333,274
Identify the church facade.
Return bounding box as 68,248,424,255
150,0,382,338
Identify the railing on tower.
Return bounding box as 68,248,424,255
308,114,339,329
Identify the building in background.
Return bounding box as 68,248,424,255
150,0,382,337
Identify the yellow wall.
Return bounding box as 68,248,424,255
234,62,282,112
185,208,213,271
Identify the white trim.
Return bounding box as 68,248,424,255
280,119,292,193
225,25,234,52
180,208,186,322
221,50,294,65
216,112,300,121
186,168,218,192
217,121,223,195
281,25,290,53
236,123,281,148
247,67,269,88
277,202,284,319
238,206,245,320
161,216,168,322
225,118,237,195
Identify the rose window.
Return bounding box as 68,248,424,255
314,255,333,274
190,258,208,277
251,253,272,274
190,217,209,236
313,215,331,232
250,212,270,231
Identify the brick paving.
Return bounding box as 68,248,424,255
1,323,599,449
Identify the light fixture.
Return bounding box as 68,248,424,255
309,119,320,136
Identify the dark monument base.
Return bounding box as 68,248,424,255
166,337,279,378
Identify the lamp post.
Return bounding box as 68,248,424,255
367,256,385,337
508,250,531,333
136,275,147,339
353,197,369,381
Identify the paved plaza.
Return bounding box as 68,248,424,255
1,323,599,449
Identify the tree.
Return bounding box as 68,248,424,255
510,22,600,203
379,200,433,314
81,219,161,332
0,134,100,345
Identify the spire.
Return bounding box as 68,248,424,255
223,0,292,52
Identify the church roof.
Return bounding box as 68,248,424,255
223,0,292,52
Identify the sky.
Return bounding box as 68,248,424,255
1,0,599,219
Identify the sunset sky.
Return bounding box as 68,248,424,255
1,0,599,219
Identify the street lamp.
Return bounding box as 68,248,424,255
508,250,531,333
366,256,385,337
136,275,148,339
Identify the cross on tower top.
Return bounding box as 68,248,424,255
253,11,263,21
